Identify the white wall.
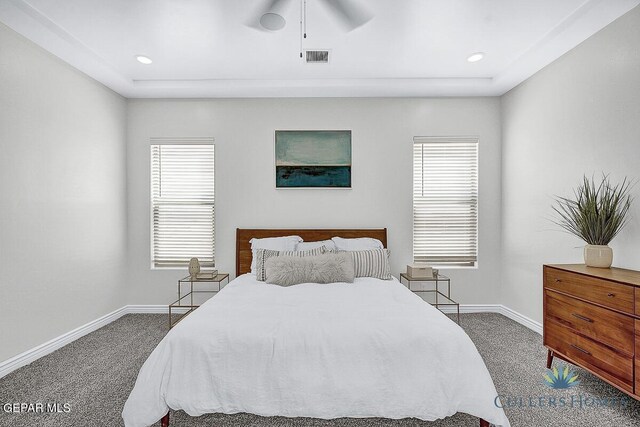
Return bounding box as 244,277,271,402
0,23,128,361
500,6,640,323
126,98,502,306
1,0,637,365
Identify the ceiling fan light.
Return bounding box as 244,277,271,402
467,52,485,63
135,55,153,64
260,13,286,31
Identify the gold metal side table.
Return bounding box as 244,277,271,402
168,273,230,328
399,273,460,324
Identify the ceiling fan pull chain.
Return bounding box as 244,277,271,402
304,0,307,38
299,0,303,58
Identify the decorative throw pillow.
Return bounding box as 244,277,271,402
255,246,326,281
249,235,302,274
265,252,355,287
348,248,392,280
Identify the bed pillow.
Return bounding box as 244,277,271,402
250,235,302,274
331,236,384,251
255,246,326,281
296,239,337,251
265,252,355,286
348,248,392,280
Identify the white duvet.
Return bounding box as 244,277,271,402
123,274,510,427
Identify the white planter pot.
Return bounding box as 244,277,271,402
584,245,613,268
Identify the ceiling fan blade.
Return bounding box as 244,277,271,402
319,0,373,31
246,0,293,32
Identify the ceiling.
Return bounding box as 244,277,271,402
1,0,638,98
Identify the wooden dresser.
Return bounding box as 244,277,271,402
543,264,640,399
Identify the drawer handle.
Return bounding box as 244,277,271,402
570,344,591,356
555,279,562,283
607,293,615,298
571,313,593,323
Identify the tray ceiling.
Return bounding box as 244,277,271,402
0,0,638,98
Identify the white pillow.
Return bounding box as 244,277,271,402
296,239,337,251
331,236,384,251
250,235,302,274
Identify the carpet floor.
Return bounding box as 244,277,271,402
1,313,639,427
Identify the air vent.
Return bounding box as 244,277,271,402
305,50,330,63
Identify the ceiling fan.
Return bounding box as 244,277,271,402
247,0,373,32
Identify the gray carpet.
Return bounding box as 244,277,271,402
0,313,638,427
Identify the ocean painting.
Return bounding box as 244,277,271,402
275,130,352,188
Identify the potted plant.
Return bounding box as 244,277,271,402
552,175,633,268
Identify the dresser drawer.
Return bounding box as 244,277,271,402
636,288,639,316
636,320,640,395
636,360,640,397
545,320,634,393
545,290,634,355
544,267,634,314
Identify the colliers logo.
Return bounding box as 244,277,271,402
495,363,630,410
542,364,580,389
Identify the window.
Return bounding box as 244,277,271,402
413,137,478,267
151,138,215,268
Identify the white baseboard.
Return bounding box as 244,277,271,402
0,303,541,379
0,306,129,379
437,304,543,335
437,304,502,314
0,304,191,379
498,305,543,335
126,304,189,314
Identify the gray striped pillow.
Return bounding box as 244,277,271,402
348,248,392,280
255,246,326,281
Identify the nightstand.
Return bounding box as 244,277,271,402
168,273,230,328
399,273,460,324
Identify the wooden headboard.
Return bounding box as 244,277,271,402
236,228,387,276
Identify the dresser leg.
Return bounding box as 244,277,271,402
546,350,554,369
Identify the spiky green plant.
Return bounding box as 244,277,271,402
552,175,633,245
542,364,580,389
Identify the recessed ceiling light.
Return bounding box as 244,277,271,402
260,13,286,31
135,55,153,65
467,52,484,63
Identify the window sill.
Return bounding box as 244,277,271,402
431,265,478,271
424,264,478,270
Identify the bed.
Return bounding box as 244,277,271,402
122,229,509,427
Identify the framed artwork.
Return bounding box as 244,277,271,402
275,130,352,188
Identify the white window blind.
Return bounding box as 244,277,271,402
413,137,478,267
151,138,215,268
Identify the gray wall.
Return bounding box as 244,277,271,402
500,6,640,323
0,23,128,361
126,98,502,306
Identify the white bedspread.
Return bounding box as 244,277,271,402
123,275,510,427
